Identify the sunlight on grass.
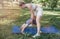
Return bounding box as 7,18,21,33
0,9,21,25
20,13,29,16
0,19,14,25
44,11,60,15
41,21,49,23
56,17,60,18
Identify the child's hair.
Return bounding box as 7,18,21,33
19,2,25,6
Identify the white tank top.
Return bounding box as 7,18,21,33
31,4,37,10
26,3,37,10
26,3,43,16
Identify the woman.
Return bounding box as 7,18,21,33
19,2,43,37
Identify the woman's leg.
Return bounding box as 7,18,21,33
36,16,41,34
33,16,42,37
33,9,43,37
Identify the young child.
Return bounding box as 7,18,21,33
19,2,43,37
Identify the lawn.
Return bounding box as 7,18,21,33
0,9,60,39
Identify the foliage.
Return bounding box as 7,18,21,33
48,0,58,10
24,0,32,3
33,0,59,10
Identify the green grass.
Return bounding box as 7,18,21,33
0,9,60,39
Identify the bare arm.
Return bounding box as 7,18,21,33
27,5,35,20
27,4,35,24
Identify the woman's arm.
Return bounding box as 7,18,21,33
27,4,34,19
27,4,35,24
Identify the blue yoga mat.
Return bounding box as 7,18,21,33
12,25,60,35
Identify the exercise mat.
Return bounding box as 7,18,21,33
12,25,60,35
